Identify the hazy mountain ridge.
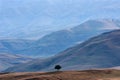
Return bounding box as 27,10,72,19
0,19,120,57
4,29,120,72
1,0,120,39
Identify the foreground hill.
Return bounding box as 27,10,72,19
0,53,32,71
0,70,120,80
4,29,120,72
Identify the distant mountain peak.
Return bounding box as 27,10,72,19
73,19,120,31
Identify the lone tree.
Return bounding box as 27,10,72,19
54,65,62,71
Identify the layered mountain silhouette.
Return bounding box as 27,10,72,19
0,53,32,71
0,19,119,57
4,29,120,72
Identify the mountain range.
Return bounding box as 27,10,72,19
4,29,120,72
0,19,120,57
1,0,120,39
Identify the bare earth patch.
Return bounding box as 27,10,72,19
0,70,120,80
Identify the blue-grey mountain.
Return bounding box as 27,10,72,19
4,29,120,72
0,19,120,57
0,0,120,39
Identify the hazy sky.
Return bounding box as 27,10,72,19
0,0,120,39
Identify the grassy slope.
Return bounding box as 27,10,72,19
0,70,120,80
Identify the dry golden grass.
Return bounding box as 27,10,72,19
0,70,120,80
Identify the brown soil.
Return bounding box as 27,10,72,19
0,70,120,80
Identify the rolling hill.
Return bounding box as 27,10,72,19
4,29,120,72
0,53,32,71
1,70,120,80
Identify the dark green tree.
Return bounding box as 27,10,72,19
54,65,62,71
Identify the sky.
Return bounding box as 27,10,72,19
0,0,120,39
